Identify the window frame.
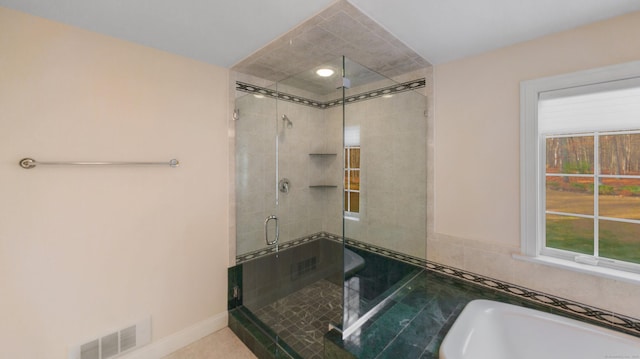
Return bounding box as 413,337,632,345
344,145,360,220
519,60,640,283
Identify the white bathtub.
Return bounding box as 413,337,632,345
440,299,640,359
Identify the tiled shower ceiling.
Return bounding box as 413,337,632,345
231,0,431,87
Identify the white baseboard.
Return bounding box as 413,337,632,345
119,311,228,359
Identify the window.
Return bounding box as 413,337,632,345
344,125,360,219
344,146,360,216
520,61,640,280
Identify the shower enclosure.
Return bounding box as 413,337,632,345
231,56,427,358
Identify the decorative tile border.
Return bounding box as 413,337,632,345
424,260,640,337
236,78,426,110
236,81,325,109
235,232,640,338
236,231,427,267
324,78,426,108
235,232,326,264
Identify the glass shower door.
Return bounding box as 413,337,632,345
235,80,313,357
235,84,278,257
234,83,288,355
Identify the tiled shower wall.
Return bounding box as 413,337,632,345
235,68,432,260
332,82,428,257
235,85,327,255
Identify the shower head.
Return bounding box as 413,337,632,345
282,114,293,129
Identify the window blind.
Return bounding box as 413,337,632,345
538,77,640,134
344,125,360,146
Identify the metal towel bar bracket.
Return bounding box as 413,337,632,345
19,158,179,169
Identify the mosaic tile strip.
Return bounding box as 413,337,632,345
235,232,326,264
424,260,640,337
236,231,427,267
324,78,426,109
236,78,426,110
236,81,325,109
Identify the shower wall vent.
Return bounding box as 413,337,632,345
68,317,151,359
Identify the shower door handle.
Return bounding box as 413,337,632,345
264,215,279,246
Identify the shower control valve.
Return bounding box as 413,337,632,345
279,178,291,193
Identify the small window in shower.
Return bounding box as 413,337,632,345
344,146,360,218
345,126,360,220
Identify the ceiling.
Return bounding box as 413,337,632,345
231,0,431,88
1,0,639,67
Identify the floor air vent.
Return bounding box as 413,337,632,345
69,317,151,359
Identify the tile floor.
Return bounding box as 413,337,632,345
251,279,342,359
161,327,256,359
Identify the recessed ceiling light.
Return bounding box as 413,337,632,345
253,94,265,99
316,68,335,77
382,94,394,98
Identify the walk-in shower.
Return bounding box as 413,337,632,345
229,56,428,358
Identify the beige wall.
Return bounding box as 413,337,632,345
431,11,640,318
0,7,229,359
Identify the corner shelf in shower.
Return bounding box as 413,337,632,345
309,153,338,188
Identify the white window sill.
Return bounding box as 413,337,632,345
513,254,640,285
